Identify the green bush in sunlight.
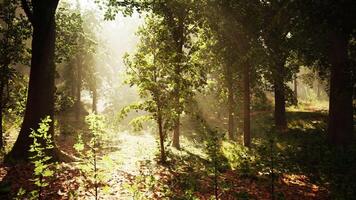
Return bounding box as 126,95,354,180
74,113,113,200
221,141,256,176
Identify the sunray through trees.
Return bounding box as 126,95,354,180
0,0,355,199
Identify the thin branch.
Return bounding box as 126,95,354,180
21,0,33,24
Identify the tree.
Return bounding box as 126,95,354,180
148,0,205,149
204,27,239,141
0,0,31,149
260,0,298,133
104,0,207,150
55,3,98,118
5,0,60,162
292,0,356,146
123,15,176,162
204,0,266,146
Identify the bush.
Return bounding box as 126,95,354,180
221,141,256,176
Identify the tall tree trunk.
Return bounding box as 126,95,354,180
5,0,60,162
314,71,321,98
328,32,353,146
316,82,321,98
294,75,298,104
0,96,3,149
243,63,251,147
172,64,182,149
226,65,235,140
274,63,287,132
227,86,235,140
0,69,5,149
172,17,184,150
172,111,180,149
75,58,82,121
92,88,97,114
157,105,166,163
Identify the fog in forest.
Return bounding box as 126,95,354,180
0,0,354,199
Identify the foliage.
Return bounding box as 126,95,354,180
0,0,31,65
0,0,355,199
55,2,100,113
0,0,31,148
204,129,229,199
123,160,156,199
28,116,56,199
74,113,113,200
221,141,255,176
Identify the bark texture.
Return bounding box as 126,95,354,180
327,32,354,146
274,62,287,132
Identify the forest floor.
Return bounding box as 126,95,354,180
0,130,329,200
0,104,353,199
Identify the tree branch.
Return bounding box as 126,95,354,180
21,0,33,24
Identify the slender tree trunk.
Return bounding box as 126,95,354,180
157,106,166,163
172,68,180,149
0,72,5,149
294,75,298,104
328,32,353,146
5,1,60,162
317,82,321,98
70,62,76,98
227,86,235,140
172,112,180,149
172,66,181,150
75,58,82,121
92,88,97,114
314,71,321,98
274,62,287,132
226,65,235,140
0,99,3,149
172,20,184,150
243,63,251,147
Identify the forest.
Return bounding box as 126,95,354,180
0,0,355,199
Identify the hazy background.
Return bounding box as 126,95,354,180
64,0,144,114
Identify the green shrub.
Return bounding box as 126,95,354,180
27,116,56,200
221,141,255,176
74,113,113,200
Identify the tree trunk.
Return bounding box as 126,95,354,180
274,63,287,132
171,14,184,150
172,61,181,149
328,32,354,146
5,1,60,162
157,106,166,163
227,86,235,140
0,71,5,149
243,63,251,147
226,65,235,140
317,82,321,98
294,75,298,104
0,98,3,149
172,112,180,149
75,57,82,121
92,88,97,114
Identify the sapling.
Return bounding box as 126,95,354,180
205,129,225,200
28,116,56,200
74,113,112,200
